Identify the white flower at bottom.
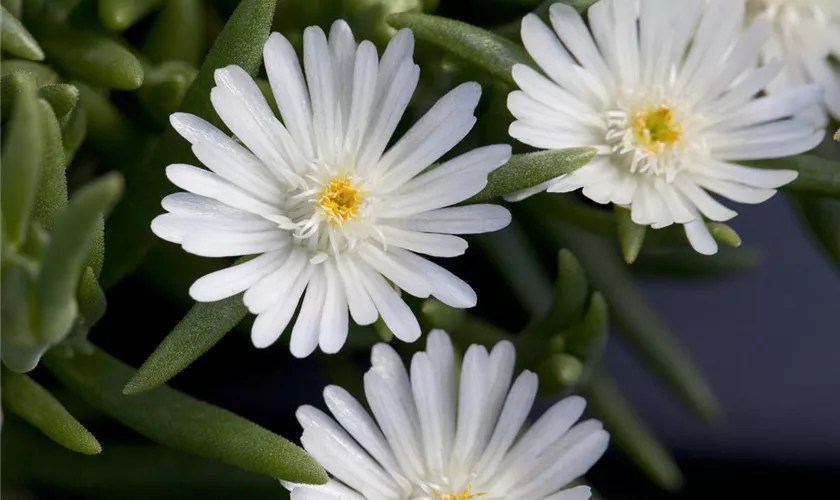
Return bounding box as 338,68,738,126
151,21,512,357
285,330,609,500
507,0,826,255
747,0,840,118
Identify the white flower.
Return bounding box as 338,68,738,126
747,0,840,118
508,0,825,255
285,330,609,500
151,21,512,357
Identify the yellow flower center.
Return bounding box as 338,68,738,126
318,176,362,223
633,105,683,153
433,487,487,500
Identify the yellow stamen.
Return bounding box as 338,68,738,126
433,486,487,500
633,105,683,153
318,176,361,223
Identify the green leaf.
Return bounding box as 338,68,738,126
36,25,144,89
138,61,198,124
420,297,466,332
523,249,589,337
142,0,205,67
124,294,248,394
747,154,840,199
495,0,594,41
37,83,79,127
32,99,68,231
587,368,684,491
0,5,44,60
1,258,44,373
1,59,58,84
98,0,164,31
37,173,123,344
60,94,87,162
76,83,150,166
44,347,328,484
791,194,840,272
3,0,22,18
525,200,721,420
387,11,532,85
615,206,646,264
566,291,608,362
67,266,107,350
1,72,42,248
537,353,583,394
102,0,277,288
834,126,839,142
632,247,762,277
343,0,423,47
468,148,597,203
1,366,101,454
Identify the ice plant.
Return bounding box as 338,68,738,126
151,21,512,357
285,330,609,500
747,0,840,118
507,0,825,254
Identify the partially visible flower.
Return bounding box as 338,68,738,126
747,0,840,118
152,21,512,357
285,330,609,500
508,0,825,254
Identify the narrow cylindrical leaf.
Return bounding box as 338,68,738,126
0,5,44,60
3,0,23,18
748,155,840,199
587,368,684,491
61,97,87,163
37,25,144,89
1,72,42,248
2,367,101,454
632,247,761,277
537,353,583,394
468,148,596,203
566,291,608,361
1,259,44,373
1,61,59,115
76,83,150,166
523,249,589,337
420,298,466,332
37,174,123,344
38,83,79,127
102,0,277,288
344,0,423,46
44,347,328,484
387,11,533,85
98,0,164,31
32,99,68,231
523,201,721,420
616,206,646,264
74,266,107,339
124,295,248,394
791,194,840,272
138,61,197,124
142,0,205,67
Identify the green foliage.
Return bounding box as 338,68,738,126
615,206,646,264
1,4,44,60
98,0,164,31
45,347,328,484
749,154,840,199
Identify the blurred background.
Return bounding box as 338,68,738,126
3,0,840,498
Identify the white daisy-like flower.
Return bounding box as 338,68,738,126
507,0,826,254
747,0,840,118
285,330,609,500
151,21,513,357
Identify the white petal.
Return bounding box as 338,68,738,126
181,229,288,257
356,243,434,299
244,248,309,313
378,171,489,219
165,164,281,217
336,256,378,325
673,177,738,222
548,3,613,88
304,26,339,163
344,41,379,155
319,260,350,354
683,219,718,256
384,205,511,235
375,226,468,258
388,248,477,309
694,176,777,205
329,20,356,136
356,262,421,343
543,486,593,500
250,263,312,348
290,264,327,358
264,32,315,157
702,162,797,189
189,250,287,302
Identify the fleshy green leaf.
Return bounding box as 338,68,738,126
76,83,151,166
1,72,42,248
834,127,839,142
468,148,596,203
1,258,43,373
44,347,328,484
791,194,840,272
124,294,248,394
748,154,840,199
37,83,79,128
523,249,589,337
1,59,58,85
98,0,164,31
587,368,684,491
1,366,102,454
3,0,22,18
102,0,277,288
526,201,721,420
32,99,68,231
36,25,144,89
138,61,197,124
420,298,466,332
142,0,205,67
537,353,583,394
344,0,423,46
37,173,123,344
387,11,532,85
60,94,87,162
0,5,44,60
566,291,608,362
632,247,762,277
616,206,646,264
